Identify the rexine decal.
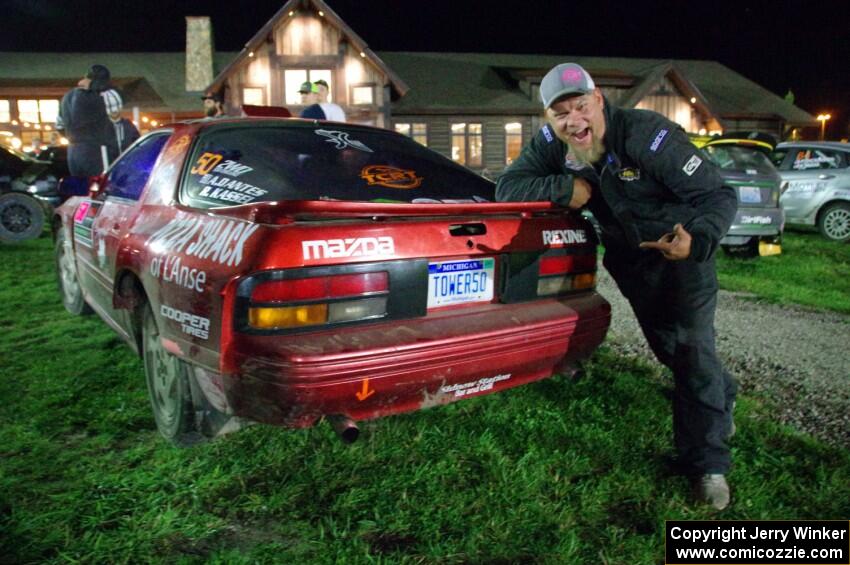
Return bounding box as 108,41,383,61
148,218,259,267
302,236,395,260
543,229,587,246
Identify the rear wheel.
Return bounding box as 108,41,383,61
817,202,850,242
142,305,206,447
55,229,92,315
0,192,44,242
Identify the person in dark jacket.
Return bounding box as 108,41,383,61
100,89,140,161
496,63,738,510
58,64,114,176
201,90,227,118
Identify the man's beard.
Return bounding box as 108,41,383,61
204,106,217,117
567,136,606,165
552,127,606,165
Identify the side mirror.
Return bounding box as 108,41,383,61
87,174,108,199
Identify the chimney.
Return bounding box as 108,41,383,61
186,16,215,92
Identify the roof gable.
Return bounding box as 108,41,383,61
208,0,408,96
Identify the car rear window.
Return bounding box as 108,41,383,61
182,124,495,208
704,145,776,174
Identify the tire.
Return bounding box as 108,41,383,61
0,192,45,243
55,229,93,315
817,202,850,242
141,305,206,447
721,238,758,259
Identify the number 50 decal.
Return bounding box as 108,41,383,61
191,152,223,175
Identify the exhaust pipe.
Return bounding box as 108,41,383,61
326,414,359,444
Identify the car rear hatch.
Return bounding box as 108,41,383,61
216,200,610,426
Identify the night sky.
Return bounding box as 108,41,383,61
2,0,848,138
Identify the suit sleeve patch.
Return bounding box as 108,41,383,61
542,124,554,143
683,154,703,176
649,127,669,152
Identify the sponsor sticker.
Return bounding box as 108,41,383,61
190,152,223,175
315,129,373,152
741,215,772,224
682,154,702,176
73,201,91,224
542,229,587,246
150,255,207,292
439,374,511,398
564,153,589,171
197,173,268,205
160,304,209,340
542,124,554,143
148,217,259,267
649,128,669,152
361,165,423,190
617,167,641,181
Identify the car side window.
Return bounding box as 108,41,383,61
770,149,787,168
791,148,844,171
105,133,169,201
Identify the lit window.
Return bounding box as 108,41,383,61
17,100,40,124
284,70,307,105
394,122,428,147
243,87,264,106
0,100,10,123
39,99,59,123
352,85,373,105
284,69,333,105
505,122,522,165
451,122,482,167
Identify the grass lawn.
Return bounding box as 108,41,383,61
1,237,848,564
716,230,850,314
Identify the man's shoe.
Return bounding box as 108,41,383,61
693,474,730,511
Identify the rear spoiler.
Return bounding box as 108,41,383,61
208,200,562,224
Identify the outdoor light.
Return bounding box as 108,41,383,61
11,119,18,125
289,10,294,16
151,120,158,126
249,51,255,57
318,10,324,16
360,52,366,58
816,113,831,141
142,116,149,123
59,137,69,145
690,97,697,103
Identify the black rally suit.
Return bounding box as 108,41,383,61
497,99,738,474
58,87,113,177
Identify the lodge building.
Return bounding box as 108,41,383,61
0,0,816,176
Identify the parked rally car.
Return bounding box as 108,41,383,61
772,141,850,242
54,118,611,446
698,132,784,257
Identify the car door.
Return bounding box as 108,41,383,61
778,146,845,223
84,133,170,333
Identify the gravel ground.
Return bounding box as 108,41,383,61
596,267,850,448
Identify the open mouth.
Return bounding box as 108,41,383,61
571,127,591,144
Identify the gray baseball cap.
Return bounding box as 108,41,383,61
540,63,596,109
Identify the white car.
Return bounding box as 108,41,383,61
773,142,850,242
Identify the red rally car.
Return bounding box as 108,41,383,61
53,118,611,446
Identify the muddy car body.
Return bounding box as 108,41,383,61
53,118,611,445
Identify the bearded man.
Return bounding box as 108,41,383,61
496,63,738,510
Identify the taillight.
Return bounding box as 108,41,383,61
249,271,389,330
537,253,597,297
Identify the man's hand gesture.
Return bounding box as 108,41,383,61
639,223,692,260
568,177,592,209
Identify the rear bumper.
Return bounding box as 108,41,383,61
220,292,610,427
722,207,784,242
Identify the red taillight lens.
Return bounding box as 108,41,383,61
539,254,596,276
248,271,390,330
251,272,389,302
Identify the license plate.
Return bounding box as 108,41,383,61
427,258,494,308
739,186,761,203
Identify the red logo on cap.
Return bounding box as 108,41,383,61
562,68,583,83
